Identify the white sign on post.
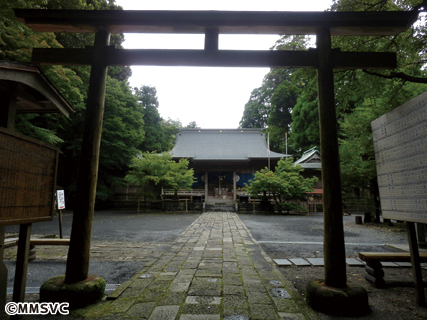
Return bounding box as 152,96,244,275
57,190,65,210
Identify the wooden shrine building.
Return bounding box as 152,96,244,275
293,147,323,210
293,147,322,192
170,128,288,203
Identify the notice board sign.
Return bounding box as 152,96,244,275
0,127,58,225
57,190,65,210
371,91,427,224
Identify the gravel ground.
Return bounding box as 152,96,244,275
241,212,427,320
283,265,427,320
3,211,427,319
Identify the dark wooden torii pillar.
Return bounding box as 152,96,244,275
316,28,347,288
64,28,110,283
14,9,419,287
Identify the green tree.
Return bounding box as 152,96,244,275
185,121,200,129
290,74,319,154
163,159,196,198
331,0,427,208
239,86,271,128
267,36,313,150
339,80,427,219
134,86,173,152
125,152,195,205
245,157,317,213
96,78,145,201
55,76,145,206
240,35,316,155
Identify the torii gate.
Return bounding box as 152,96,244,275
14,8,419,293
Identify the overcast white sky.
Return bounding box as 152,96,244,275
114,0,333,128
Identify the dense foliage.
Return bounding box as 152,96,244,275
125,152,195,200
0,0,197,207
244,157,317,212
240,0,427,206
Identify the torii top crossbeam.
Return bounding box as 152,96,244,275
14,9,420,68
15,9,418,36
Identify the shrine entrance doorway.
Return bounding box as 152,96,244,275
207,171,234,202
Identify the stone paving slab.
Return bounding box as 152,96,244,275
3,240,171,262
289,258,311,267
76,212,319,319
273,259,292,266
274,257,407,268
305,258,323,266
346,258,365,266
381,262,400,267
395,262,412,267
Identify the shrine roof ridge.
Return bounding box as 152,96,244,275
170,128,288,161
178,128,263,134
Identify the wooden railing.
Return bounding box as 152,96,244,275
163,189,204,195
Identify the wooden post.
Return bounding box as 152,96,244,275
233,171,237,202
0,226,6,311
316,27,347,288
0,85,17,309
65,28,110,284
58,210,63,239
204,27,219,51
0,87,17,130
12,224,32,303
205,171,208,202
416,223,427,248
407,222,426,307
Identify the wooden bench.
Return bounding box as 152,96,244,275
29,238,70,246
359,252,427,288
9,238,70,246
8,238,70,261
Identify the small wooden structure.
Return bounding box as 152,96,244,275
0,61,73,307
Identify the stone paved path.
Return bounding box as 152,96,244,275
81,212,319,320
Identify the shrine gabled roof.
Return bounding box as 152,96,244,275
170,129,288,161
294,147,322,169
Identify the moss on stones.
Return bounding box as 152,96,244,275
305,280,369,316
40,275,106,309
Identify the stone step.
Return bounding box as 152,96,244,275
274,257,366,267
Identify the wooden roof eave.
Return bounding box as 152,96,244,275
0,61,74,117
14,9,419,36
172,157,285,162
191,158,249,162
